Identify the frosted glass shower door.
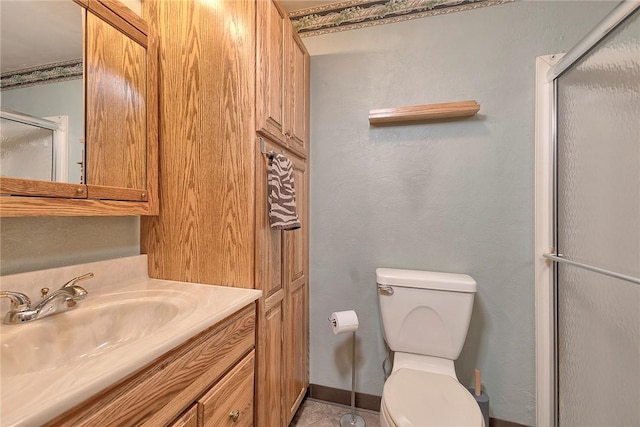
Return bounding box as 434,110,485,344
555,8,640,427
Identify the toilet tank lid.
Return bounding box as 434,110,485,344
376,268,477,292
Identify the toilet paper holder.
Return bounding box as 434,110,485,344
328,311,366,427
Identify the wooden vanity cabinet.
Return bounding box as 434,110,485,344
256,0,309,158
44,304,256,427
169,405,198,427
169,351,255,427
200,351,255,427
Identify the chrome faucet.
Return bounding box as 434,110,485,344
0,272,93,324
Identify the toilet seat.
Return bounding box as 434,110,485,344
382,368,484,427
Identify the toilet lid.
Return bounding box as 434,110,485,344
383,368,484,427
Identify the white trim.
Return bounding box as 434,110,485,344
45,115,69,183
534,53,561,427
548,1,640,80
0,108,60,131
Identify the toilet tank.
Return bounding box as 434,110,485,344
377,268,477,360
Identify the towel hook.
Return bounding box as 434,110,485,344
259,137,285,158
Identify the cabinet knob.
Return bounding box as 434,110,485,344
229,409,240,422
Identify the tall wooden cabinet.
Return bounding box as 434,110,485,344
256,0,309,158
142,1,310,426
255,137,309,426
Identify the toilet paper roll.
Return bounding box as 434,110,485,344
329,310,359,335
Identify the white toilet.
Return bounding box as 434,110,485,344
377,268,484,427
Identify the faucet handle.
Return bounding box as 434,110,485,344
61,272,94,289
0,291,31,312
70,285,88,301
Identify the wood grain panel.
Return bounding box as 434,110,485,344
0,196,152,216
93,0,148,36
283,153,309,423
86,12,146,190
255,299,284,427
255,137,284,299
256,0,287,146
201,351,255,427
144,0,159,214
287,31,309,157
285,280,308,423
0,177,86,198
87,0,147,46
45,305,255,427
368,100,480,125
142,0,200,282
86,184,147,201
285,156,307,285
198,0,255,287
168,404,199,427
141,0,256,288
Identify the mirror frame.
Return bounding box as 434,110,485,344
0,0,158,216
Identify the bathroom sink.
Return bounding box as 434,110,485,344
1,290,195,377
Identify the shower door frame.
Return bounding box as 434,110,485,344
534,2,640,426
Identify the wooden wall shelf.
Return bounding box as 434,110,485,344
368,100,480,125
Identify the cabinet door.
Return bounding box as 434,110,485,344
256,0,287,145
200,351,255,427
283,156,309,422
168,404,198,427
86,11,147,200
255,137,284,299
284,280,308,422
284,156,308,286
286,31,309,157
256,297,285,427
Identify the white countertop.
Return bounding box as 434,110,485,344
0,256,261,427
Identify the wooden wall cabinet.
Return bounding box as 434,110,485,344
254,137,309,427
46,305,256,427
0,0,158,217
142,1,309,426
141,0,256,287
256,0,309,158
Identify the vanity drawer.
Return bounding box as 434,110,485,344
201,350,255,427
46,304,256,427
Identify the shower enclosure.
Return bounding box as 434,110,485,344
535,2,639,426
0,109,69,182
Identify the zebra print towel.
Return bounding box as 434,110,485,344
268,153,301,230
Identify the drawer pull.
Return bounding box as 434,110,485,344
229,409,240,422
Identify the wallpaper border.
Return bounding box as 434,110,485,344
290,0,515,37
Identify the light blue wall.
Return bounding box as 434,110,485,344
0,217,139,276
303,1,616,425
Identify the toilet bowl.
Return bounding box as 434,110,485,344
380,368,484,427
377,268,484,427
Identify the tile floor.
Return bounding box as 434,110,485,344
290,398,381,427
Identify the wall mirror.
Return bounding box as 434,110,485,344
0,0,158,216
1,1,84,184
